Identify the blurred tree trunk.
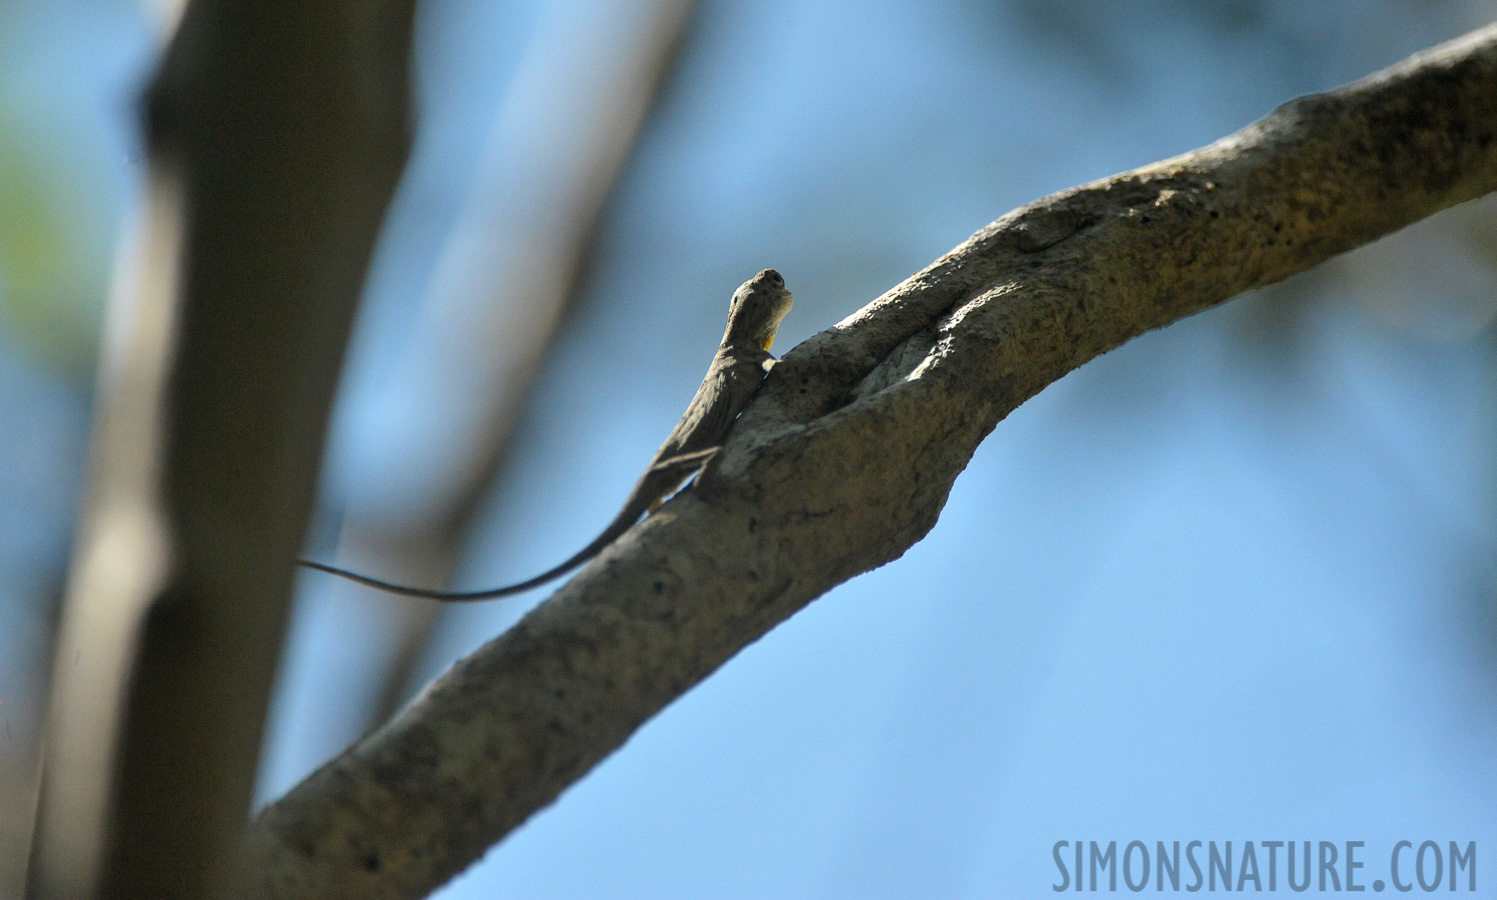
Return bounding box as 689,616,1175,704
26,3,415,898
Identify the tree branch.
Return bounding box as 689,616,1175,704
244,24,1497,900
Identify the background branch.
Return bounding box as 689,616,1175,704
326,0,698,735
244,22,1497,900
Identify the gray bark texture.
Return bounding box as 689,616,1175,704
245,24,1497,900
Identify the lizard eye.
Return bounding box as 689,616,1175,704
763,269,784,287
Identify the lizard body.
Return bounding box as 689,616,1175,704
300,268,793,601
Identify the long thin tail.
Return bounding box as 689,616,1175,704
298,523,628,601
295,456,712,601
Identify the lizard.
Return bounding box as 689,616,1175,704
299,268,793,601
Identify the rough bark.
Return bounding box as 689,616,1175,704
245,25,1497,900
27,3,414,898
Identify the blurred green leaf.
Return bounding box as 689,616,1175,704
0,118,112,378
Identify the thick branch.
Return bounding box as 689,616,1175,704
245,25,1497,900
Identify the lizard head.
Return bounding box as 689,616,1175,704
724,268,793,352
